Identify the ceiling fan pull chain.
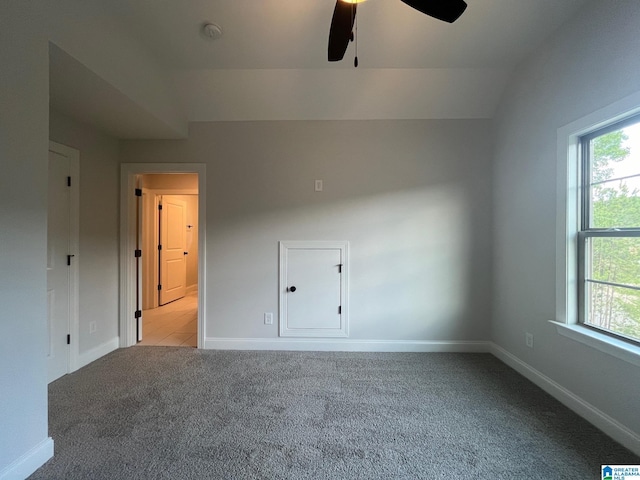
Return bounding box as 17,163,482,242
354,7,359,68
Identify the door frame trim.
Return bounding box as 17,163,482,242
48,141,80,374
119,164,206,348
279,240,349,338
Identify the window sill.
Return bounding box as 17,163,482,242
549,320,640,367
549,321,640,367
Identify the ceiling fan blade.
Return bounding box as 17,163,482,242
400,0,467,23
328,0,356,62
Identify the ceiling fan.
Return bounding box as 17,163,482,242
328,0,468,63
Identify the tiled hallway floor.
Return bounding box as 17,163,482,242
136,291,197,347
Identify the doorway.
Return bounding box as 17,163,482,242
139,174,198,346
119,164,206,349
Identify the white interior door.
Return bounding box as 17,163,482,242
279,241,349,337
159,195,187,305
47,151,70,382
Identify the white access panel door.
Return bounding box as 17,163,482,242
279,241,349,337
47,151,70,382
159,195,187,305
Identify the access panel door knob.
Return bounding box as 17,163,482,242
289,286,297,292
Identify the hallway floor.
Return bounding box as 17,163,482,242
137,291,197,347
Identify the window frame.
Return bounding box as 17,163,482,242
577,114,640,346
552,91,640,367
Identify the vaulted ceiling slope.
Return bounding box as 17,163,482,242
49,0,591,137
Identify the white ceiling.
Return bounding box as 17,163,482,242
49,0,592,137
113,0,588,70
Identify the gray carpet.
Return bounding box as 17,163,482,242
30,348,638,479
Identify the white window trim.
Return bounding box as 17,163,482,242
554,91,640,366
549,321,640,367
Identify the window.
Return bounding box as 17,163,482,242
579,115,640,344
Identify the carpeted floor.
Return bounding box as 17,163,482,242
30,348,638,479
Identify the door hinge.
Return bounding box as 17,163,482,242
338,264,343,273
158,204,163,210
134,249,142,258
158,284,162,291
134,310,142,319
67,334,71,345
67,254,75,266
338,306,342,314
135,188,142,197
67,176,71,187
158,244,162,250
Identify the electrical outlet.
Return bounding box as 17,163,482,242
314,179,323,192
264,313,273,325
525,332,534,348
89,321,97,334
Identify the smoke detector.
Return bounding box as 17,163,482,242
202,23,223,40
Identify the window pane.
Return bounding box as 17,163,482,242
591,177,640,228
582,117,640,344
589,122,640,228
586,282,640,342
588,237,640,288
590,123,640,185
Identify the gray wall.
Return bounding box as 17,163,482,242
0,4,50,472
121,119,494,342
1,1,186,472
49,110,120,356
492,0,640,436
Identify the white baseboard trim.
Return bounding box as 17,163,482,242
0,437,53,480
204,337,491,353
76,337,120,370
490,342,640,456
